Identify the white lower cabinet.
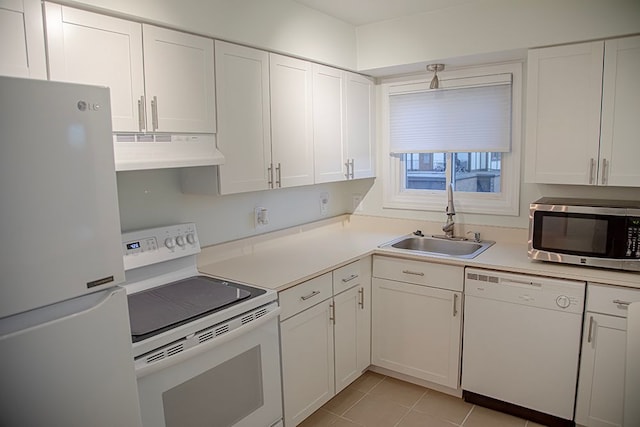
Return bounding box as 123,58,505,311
371,256,463,389
576,283,640,427
279,257,371,427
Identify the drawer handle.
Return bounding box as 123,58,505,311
342,274,359,283
300,290,320,301
358,287,364,309
613,299,631,307
587,315,595,343
402,270,424,276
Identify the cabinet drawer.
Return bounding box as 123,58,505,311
279,273,332,320
333,260,363,294
587,283,640,317
372,256,463,292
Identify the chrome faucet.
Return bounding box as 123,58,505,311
442,183,455,238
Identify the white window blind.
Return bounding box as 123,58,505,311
389,77,512,153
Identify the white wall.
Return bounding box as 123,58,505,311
64,0,357,69
116,169,374,246
357,0,640,73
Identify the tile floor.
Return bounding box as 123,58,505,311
299,371,547,427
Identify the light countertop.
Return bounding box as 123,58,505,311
197,215,640,292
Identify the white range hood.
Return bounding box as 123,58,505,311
113,133,225,171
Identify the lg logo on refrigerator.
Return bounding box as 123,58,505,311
77,100,101,112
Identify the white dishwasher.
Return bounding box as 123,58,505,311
462,268,585,426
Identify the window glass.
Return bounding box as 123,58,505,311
404,153,446,190
452,152,501,193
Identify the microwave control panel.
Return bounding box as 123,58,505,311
627,217,640,258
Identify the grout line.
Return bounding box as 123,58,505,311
459,404,476,426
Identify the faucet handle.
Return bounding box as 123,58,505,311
467,231,481,242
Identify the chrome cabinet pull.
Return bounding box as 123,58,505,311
138,95,146,131
329,301,335,324
267,164,273,188
402,270,424,276
341,274,359,283
358,287,364,309
151,96,159,131
350,159,355,179
345,161,350,179
613,299,631,307
453,293,458,317
587,315,594,343
589,158,596,184
300,290,320,301
275,163,281,188
601,158,609,185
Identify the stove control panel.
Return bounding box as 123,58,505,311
122,223,200,271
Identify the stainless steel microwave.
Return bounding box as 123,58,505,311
528,198,640,272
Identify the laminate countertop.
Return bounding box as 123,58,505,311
198,215,640,292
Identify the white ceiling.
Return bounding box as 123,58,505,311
292,0,480,26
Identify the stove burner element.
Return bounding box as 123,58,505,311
128,276,263,342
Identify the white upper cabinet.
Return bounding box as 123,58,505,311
599,36,640,187
44,3,215,134
141,25,215,133
313,64,347,184
346,72,375,179
270,53,314,188
526,36,640,186
0,0,46,79
214,41,271,194
45,3,144,132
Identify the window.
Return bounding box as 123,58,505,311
381,63,522,216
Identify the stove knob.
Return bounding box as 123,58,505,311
556,295,571,309
164,237,176,249
186,233,196,245
176,235,186,247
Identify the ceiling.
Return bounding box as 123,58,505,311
292,0,480,26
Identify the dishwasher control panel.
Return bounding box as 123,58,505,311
465,268,585,314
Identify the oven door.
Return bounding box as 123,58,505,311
135,308,282,427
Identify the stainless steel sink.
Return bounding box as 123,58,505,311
380,234,494,259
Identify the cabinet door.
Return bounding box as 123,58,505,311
334,280,371,393
0,0,46,79
281,300,334,427
575,313,627,427
346,72,375,179
372,278,461,388
44,3,144,132
313,64,347,184
525,42,604,185
270,53,314,188
599,36,640,187
215,41,271,194
142,24,215,133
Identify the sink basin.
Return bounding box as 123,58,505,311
380,234,494,259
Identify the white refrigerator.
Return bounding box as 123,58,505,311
0,76,142,427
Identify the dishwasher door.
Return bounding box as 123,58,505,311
461,268,585,421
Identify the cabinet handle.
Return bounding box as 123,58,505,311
358,287,364,309
300,290,320,301
589,158,596,184
342,274,359,283
267,164,273,188
587,315,594,343
350,159,355,179
345,161,351,179
329,301,335,325
453,293,458,317
275,163,281,188
613,299,631,307
151,96,159,131
138,95,146,131
601,158,608,185
402,270,424,276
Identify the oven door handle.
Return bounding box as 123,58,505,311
135,305,281,379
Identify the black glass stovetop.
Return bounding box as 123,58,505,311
127,276,266,343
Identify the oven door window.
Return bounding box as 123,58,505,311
136,317,282,427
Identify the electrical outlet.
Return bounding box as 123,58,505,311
254,207,269,228
320,192,329,217
353,194,363,212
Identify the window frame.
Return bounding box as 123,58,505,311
381,62,522,216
